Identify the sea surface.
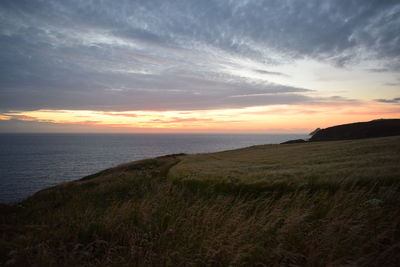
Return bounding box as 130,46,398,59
0,133,307,203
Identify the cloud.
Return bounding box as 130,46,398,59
375,97,400,103
57,120,102,125
101,112,137,118
0,114,37,121
384,82,400,86
0,118,135,133
0,0,399,113
148,117,216,124
253,69,289,77
367,68,391,73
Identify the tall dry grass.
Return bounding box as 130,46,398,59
1,137,400,266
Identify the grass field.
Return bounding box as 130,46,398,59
169,135,400,193
1,136,400,266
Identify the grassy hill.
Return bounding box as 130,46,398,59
1,136,400,266
169,135,400,192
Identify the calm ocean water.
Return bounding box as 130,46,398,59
0,133,307,203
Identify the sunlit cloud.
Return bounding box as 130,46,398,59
1,100,399,133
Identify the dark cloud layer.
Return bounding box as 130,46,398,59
375,97,400,103
0,0,399,111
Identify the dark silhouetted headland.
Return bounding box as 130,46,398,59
309,119,400,141
281,119,400,144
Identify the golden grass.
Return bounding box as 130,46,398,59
1,136,400,266
169,136,400,188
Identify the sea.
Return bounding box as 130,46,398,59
0,133,307,203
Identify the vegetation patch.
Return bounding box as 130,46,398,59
1,137,400,266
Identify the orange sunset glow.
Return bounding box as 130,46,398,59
2,101,400,133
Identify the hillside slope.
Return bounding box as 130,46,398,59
1,136,400,266
169,135,400,190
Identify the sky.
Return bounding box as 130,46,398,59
0,0,399,133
